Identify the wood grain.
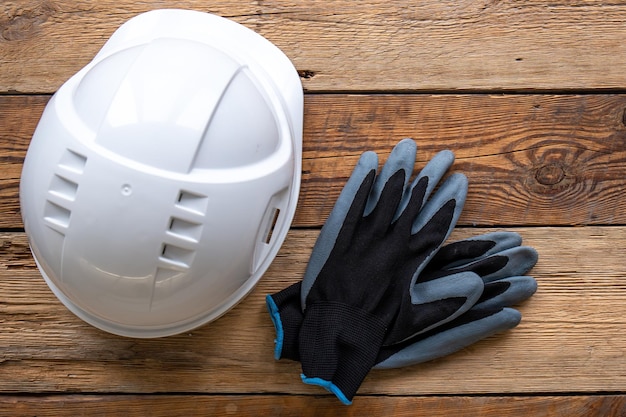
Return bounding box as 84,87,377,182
0,95,43,228
300,94,626,227
3,1,626,413
1,226,626,396
2,94,626,228
1,394,625,417
2,1,626,92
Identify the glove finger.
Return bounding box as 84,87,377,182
407,173,467,263
411,270,483,310
374,307,522,369
478,246,538,283
477,276,538,309
376,275,536,369
384,271,484,344
300,150,378,307
426,246,539,283
395,149,455,220
411,172,467,235
364,138,416,217
427,231,523,271
366,169,407,235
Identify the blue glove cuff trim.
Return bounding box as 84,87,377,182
265,294,284,360
300,374,352,405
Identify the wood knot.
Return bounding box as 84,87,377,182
298,70,316,79
1,1,57,41
535,163,565,186
524,146,581,198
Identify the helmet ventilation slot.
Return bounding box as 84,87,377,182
168,217,202,242
159,243,195,269
176,190,208,215
158,190,207,270
49,174,79,201
263,208,281,244
43,200,71,233
58,149,87,174
43,150,87,234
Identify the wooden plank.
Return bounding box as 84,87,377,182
1,226,626,395
300,94,626,227
1,394,625,417
0,95,44,228
2,94,626,228
2,1,626,93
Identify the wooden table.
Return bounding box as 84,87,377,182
2,1,626,416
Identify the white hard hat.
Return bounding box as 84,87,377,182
19,9,303,338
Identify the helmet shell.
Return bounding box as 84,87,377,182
19,9,303,338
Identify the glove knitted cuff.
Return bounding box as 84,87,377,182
266,282,303,360
299,301,387,405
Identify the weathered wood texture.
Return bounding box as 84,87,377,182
2,94,626,229
2,1,626,93
1,227,625,396
1,394,625,417
3,0,626,415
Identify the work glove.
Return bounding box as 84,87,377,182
267,231,538,368
275,139,477,404
366,230,538,368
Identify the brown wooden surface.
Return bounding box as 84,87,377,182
2,1,626,416
1,395,625,417
2,226,626,396
2,1,626,93
2,94,626,228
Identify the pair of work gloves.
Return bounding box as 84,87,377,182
266,139,538,405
